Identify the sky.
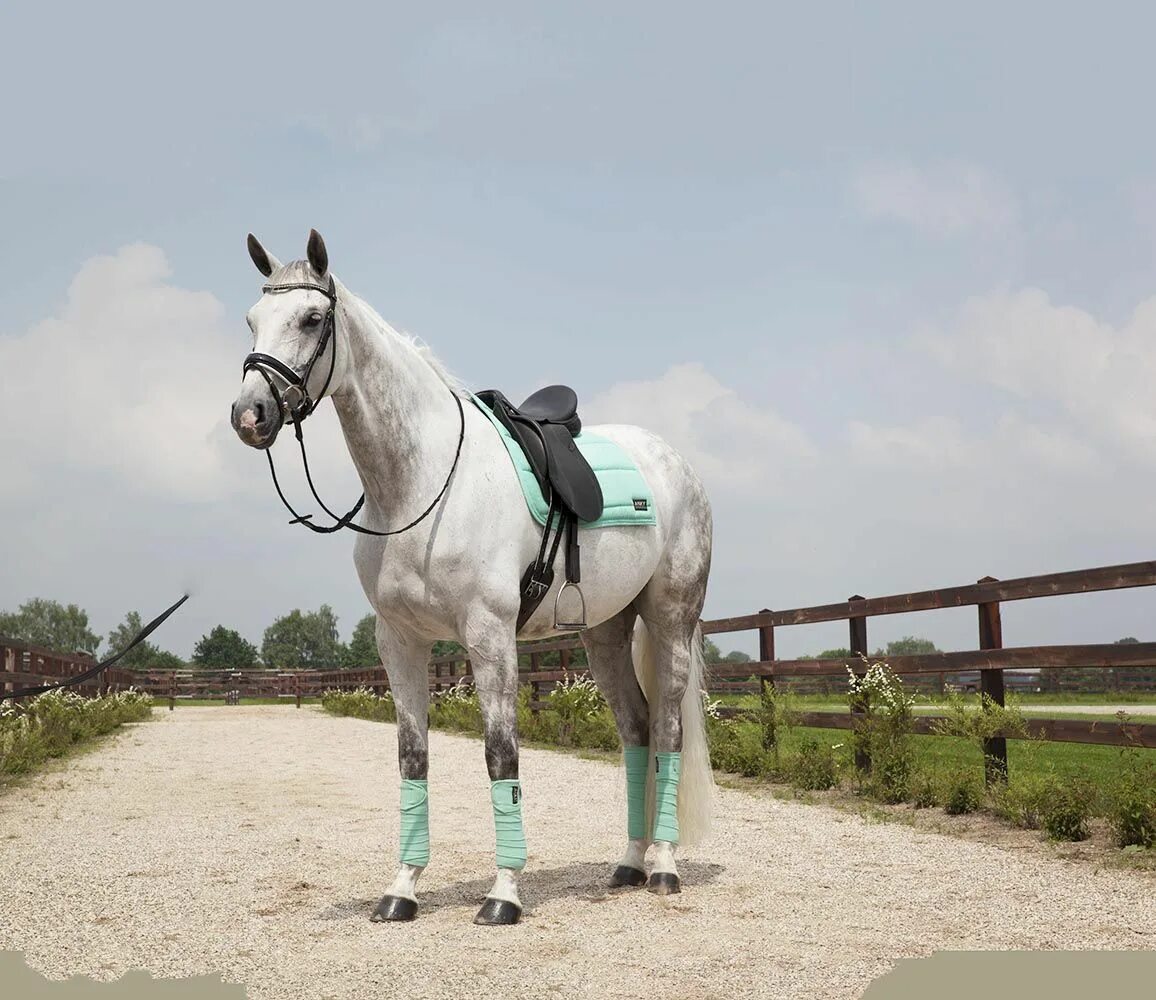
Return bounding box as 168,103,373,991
2,2,1155,661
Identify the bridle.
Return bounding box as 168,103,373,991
241,277,466,536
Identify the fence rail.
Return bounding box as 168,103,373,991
5,561,1156,779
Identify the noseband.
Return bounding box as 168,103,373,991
241,278,466,537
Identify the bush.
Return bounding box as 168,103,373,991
1108,749,1156,849
908,771,940,809
321,687,397,723
786,737,839,790
1042,782,1093,842
942,772,983,815
1,689,152,776
991,773,1053,830
847,661,915,803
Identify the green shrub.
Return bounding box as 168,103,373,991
1108,749,1156,849
321,687,397,723
846,661,915,802
786,737,839,790
1,689,152,777
909,771,940,809
990,773,1053,830
942,772,983,815
1042,782,1093,841
429,681,483,734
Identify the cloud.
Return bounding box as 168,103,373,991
0,245,245,500
584,362,816,489
852,160,1018,236
917,286,1156,462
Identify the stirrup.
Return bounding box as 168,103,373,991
553,581,588,631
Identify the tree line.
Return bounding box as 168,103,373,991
3,598,1141,671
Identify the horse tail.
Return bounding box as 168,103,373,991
634,620,715,847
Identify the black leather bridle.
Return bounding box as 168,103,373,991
242,278,465,536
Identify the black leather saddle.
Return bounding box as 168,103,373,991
476,385,604,632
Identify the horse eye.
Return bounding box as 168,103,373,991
305,311,323,327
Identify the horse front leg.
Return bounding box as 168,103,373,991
371,623,432,923
466,621,525,926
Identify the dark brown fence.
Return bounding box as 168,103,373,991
6,561,1156,783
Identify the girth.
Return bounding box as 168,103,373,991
476,387,604,632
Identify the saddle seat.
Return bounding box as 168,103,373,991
516,385,580,433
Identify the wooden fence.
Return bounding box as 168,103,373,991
5,560,1156,784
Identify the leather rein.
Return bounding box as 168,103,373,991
242,278,465,537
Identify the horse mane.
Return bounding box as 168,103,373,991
268,261,466,395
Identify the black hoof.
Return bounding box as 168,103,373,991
647,872,681,895
473,897,522,925
609,865,648,888
371,895,418,922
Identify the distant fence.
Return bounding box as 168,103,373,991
5,561,1156,783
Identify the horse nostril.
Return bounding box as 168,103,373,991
254,401,265,426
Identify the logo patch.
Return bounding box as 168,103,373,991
633,498,649,511
511,785,520,805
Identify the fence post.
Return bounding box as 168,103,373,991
758,609,775,696
977,576,1008,784
530,651,541,717
295,672,302,710
848,595,870,773
169,671,175,712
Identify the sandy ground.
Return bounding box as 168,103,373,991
0,706,1153,1000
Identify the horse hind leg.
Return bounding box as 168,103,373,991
580,606,652,889
633,504,714,895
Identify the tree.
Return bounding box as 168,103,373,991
261,605,344,669
343,614,380,668
799,647,852,661
0,598,101,655
432,640,464,657
193,626,259,669
1115,636,1140,644
703,638,723,663
106,611,185,669
722,650,752,663
885,636,939,656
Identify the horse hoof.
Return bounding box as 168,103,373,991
609,865,648,888
473,897,522,925
647,872,681,895
371,895,418,922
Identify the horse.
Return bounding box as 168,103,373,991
229,230,715,925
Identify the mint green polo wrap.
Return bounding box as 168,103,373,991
491,779,527,870
653,751,681,845
399,779,430,867
624,745,649,840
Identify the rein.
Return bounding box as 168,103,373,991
5,594,190,699
242,279,466,537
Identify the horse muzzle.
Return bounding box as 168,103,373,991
230,378,284,449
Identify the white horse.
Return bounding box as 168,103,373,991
230,230,714,925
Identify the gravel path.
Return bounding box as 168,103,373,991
1,707,1153,1000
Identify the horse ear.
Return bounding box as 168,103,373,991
306,229,329,275
247,234,281,277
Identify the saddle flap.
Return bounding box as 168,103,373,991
538,422,603,523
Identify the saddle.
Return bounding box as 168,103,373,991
476,386,604,632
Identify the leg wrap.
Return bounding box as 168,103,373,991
653,751,681,845
399,779,430,867
624,745,649,841
491,779,527,870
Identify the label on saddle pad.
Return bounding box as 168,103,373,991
471,395,658,529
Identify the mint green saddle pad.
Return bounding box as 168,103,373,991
472,396,657,529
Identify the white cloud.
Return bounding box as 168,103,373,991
0,245,247,500
852,160,1018,236
585,362,816,489
918,286,1156,462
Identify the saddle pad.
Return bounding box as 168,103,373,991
472,396,657,529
